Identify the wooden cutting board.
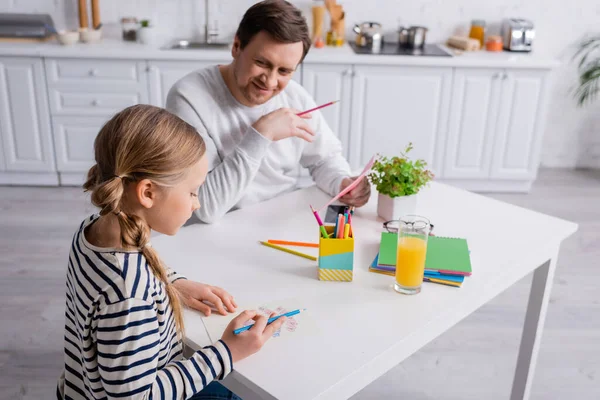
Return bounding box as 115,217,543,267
0,35,56,43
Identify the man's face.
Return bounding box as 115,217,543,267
231,30,303,106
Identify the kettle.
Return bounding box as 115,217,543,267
353,22,383,48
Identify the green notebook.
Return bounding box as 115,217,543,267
378,232,472,276
378,232,398,266
425,236,472,276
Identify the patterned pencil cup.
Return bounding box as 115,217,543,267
318,226,354,282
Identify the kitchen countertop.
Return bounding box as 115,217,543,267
0,38,561,69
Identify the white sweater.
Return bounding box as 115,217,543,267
166,66,351,223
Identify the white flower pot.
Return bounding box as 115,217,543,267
137,27,156,45
377,192,417,221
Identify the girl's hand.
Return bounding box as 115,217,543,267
173,280,237,316
221,310,286,363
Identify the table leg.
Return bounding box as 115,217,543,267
510,252,558,400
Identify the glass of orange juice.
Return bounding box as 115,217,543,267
394,215,431,295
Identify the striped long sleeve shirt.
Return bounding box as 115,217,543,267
57,215,232,399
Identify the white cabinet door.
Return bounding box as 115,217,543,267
148,60,231,107
491,69,548,180
0,57,55,172
301,63,353,156
349,65,452,174
51,116,111,173
444,68,503,178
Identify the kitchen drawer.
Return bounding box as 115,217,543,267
51,116,109,172
45,59,145,87
49,88,142,115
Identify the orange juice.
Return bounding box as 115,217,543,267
395,236,427,288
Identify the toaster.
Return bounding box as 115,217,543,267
501,18,534,52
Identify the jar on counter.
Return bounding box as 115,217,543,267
121,17,138,42
485,35,503,52
468,20,486,49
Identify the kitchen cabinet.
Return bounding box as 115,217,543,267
444,68,549,187
348,65,452,175
491,69,549,180
0,57,57,185
44,58,150,185
51,116,111,185
299,63,353,178
301,63,353,157
0,47,558,192
444,68,503,179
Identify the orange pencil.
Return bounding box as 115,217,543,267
267,240,319,248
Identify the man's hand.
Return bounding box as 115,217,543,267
173,280,237,316
339,176,371,207
252,108,315,142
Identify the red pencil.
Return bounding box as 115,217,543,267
297,100,339,116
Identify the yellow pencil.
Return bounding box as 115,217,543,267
343,223,350,239
259,241,317,261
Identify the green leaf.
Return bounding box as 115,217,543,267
367,144,433,197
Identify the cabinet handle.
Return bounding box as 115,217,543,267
341,69,350,76
502,73,508,80
91,99,99,106
89,69,98,77
492,72,500,79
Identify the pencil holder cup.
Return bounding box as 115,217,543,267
318,225,354,281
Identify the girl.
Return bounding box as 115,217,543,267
57,104,285,399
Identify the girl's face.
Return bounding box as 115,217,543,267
140,155,209,236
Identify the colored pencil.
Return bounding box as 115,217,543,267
297,100,339,116
234,309,306,334
259,241,317,261
310,205,329,238
267,240,319,248
348,212,353,237
343,223,350,239
336,214,345,238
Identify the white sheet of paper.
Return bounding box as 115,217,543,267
201,298,317,342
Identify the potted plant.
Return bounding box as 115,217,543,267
573,34,600,106
368,143,434,221
137,19,155,45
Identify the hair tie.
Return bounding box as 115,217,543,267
113,175,124,180
114,210,122,216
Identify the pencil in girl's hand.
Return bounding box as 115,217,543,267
310,205,328,238
233,309,306,335
297,100,339,116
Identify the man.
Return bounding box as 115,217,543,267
167,0,370,223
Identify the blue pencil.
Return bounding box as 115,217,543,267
233,309,305,335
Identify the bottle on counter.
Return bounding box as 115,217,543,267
468,19,486,49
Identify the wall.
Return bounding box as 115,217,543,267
3,0,600,168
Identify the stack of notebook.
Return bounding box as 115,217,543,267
369,232,472,287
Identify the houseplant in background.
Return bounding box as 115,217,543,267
137,19,155,45
573,34,600,106
368,143,434,221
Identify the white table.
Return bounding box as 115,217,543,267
152,183,577,400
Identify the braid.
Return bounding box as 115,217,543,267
116,210,185,337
